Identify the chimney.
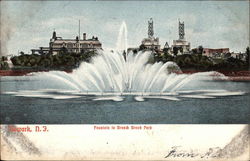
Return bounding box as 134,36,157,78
52,30,56,39
83,33,86,40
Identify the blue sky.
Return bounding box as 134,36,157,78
1,1,249,55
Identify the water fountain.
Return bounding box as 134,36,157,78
3,21,245,101
116,21,128,53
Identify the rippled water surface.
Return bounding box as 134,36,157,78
1,76,249,124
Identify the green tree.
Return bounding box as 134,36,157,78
198,46,203,55
192,48,198,54
246,46,249,66
139,44,146,51
0,56,9,70
173,46,179,57
179,47,183,54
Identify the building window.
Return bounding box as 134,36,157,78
67,43,73,49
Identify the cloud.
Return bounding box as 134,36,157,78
39,16,90,29
0,1,47,56
102,21,120,34
2,1,248,55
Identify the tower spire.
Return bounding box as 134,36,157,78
79,20,81,39
178,19,185,40
148,18,154,39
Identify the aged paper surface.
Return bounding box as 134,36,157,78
1,125,249,160
0,0,249,160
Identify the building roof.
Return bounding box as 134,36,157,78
173,39,190,46
142,37,159,46
51,39,102,45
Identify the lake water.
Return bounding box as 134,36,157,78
1,75,249,124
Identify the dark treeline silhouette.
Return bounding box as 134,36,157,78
149,46,249,71
0,56,9,70
10,49,98,70
2,46,249,71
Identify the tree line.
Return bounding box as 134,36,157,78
140,45,249,71
9,49,97,70
0,46,249,71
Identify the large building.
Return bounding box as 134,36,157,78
171,20,191,54
203,48,230,58
201,48,247,60
31,31,102,55
140,18,161,51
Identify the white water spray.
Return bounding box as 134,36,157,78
116,21,128,53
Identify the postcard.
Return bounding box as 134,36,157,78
0,0,249,160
